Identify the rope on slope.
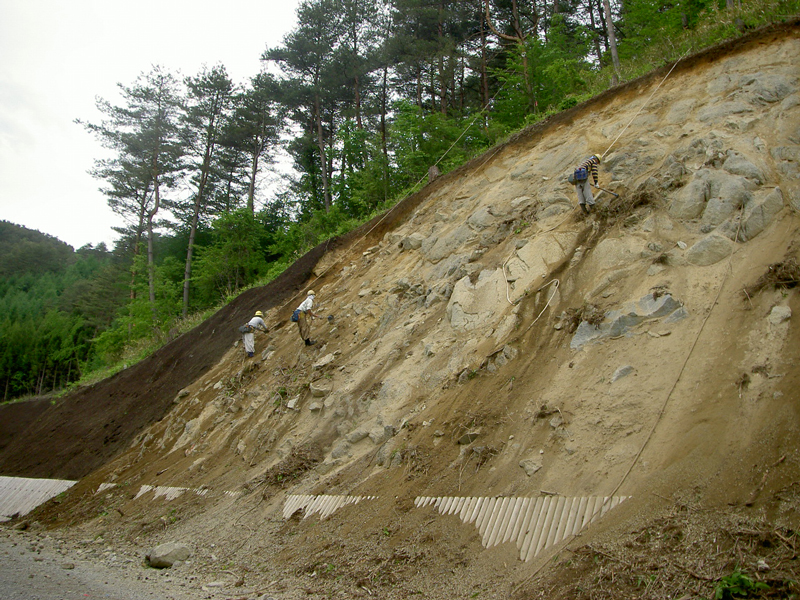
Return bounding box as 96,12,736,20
607,209,744,499
274,80,512,319
601,49,690,159
510,208,744,598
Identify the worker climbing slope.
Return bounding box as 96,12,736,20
573,154,602,214
240,311,268,358
293,290,320,346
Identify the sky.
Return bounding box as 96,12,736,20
0,0,301,250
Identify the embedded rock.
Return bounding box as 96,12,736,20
571,293,685,349
686,234,734,266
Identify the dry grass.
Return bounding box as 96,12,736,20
564,304,605,332
517,496,800,600
744,256,800,299
260,443,323,489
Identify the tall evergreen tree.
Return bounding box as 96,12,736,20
173,65,235,317
81,66,186,330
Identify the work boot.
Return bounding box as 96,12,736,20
580,203,589,214
305,338,316,346
247,351,254,358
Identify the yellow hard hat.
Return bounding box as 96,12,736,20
255,311,263,317
307,289,315,296
592,154,601,163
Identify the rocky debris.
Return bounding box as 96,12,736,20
768,305,792,326
485,345,519,372
571,292,685,349
145,541,190,568
399,232,426,250
309,381,331,397
313,354,336,370
504,231,581,303
458,431,481,445
519,458,543,477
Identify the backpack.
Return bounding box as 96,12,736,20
238,324,253,334
291,309,301,322
573,166,589,182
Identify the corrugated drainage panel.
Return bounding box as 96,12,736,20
133,485,224,500
0,476,77,521
283,494,379,520
415,495,629,561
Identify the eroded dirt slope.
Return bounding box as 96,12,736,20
6,21,800,600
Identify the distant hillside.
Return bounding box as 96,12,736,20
0,221,75,277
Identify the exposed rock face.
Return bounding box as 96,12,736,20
571,293,686,349
21,27,800,600
686,234,735,266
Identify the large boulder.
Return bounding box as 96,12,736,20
701,175,754,227
504,231,581,304
146,542,191,568
723,151,765,184
669,177,710,219
686,233,734,266
740,187,784,241
447,269,507,331
739,73,794,105
422,224,476,263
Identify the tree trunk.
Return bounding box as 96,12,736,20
381,63,389,203
183,140,214,318
147,177,160,327
355,72,363,130
602,0,621,85
314,93,331,211
587,0,604,64
247,140,260,214
416,65,423,109
480,9,489,110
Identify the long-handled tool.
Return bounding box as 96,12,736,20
592,184,619,198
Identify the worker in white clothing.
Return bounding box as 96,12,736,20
294,290,320,346
242,310,268,357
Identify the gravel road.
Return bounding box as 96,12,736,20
0,526,280,600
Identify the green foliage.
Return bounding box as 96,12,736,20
713,568,770,599
0,226,123,399
389,101,493,189
192,209,269,304
0,220,75,277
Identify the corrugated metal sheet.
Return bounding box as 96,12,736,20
415,495,629,561
0,476,245,522
283,494,378,520
133,484,228,500
0,476,76,521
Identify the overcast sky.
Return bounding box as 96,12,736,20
0,0,301,249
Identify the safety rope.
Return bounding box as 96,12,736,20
602,49,690,159
607,208,743,499
272,78,513,319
